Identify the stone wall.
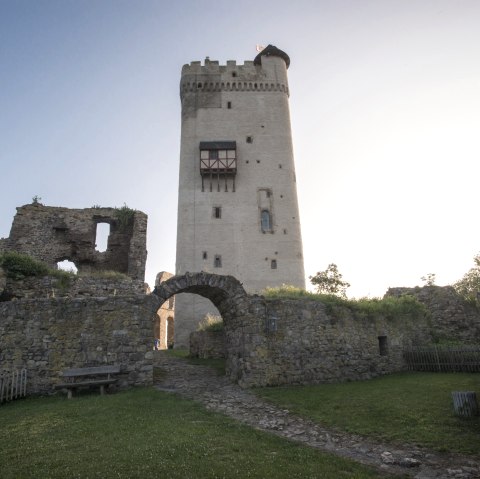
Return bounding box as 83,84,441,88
1,273,146,301
190,331,226,358
385,286,480,343
225,296,435,387
0,294,159,394
1,203,147,280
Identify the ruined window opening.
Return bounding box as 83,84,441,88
57,260,78,274
271,259,277,269
227,101,232,109
261,210,272,233
202,251,208,260
246,136,253,143
378,336,388,356
95,222,110,252
214,255,222,268
213,207,222,219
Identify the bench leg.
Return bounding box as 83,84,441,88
67,389,73,400
100,385,105,395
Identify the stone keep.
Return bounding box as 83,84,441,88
175,45,305,347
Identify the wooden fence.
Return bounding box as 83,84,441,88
0,369,28,404
403,346,480,372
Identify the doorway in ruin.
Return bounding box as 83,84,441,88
152,272,248,364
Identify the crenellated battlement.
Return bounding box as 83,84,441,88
180,79,289,99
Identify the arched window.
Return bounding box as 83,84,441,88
261,210,272,232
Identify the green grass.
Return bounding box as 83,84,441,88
256,372,480,455
0,388,391,479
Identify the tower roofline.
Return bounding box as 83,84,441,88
253,45,290,69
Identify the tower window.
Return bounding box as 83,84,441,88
232,71,237,77
214,255,222,268
246,136,253,143
271,259,277,269
261,210,272,233
202,251,208,260
227,101,232,109
213,207,222,219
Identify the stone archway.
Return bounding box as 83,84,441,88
152,272,251,382
152,272,248,325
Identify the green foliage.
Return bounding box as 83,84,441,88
257,372,480,456
454,254,480,303
31,195,42,205
263,285,426,322
309,263,350,298
91,204,102,209
421,273,436,286
198,313,224,332
0,388,383,478
114,203,135,231
0,251,50,280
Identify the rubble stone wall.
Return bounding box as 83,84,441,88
1,203,147,280
226,297,435,387
0,294,159,394
386,286,480,343
190,331,226,358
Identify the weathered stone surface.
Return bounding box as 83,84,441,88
0,295,159,394
190,331,226,358
386,286,480,343
1,203,147,280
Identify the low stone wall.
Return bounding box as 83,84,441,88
1,274,146,301
190,331,226,358
226,297,435,388
0,294,159,394
386,286,480,343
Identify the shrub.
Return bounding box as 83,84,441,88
114,204,136,231
0,252,50,280
198,313,224,332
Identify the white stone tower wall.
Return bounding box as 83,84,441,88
175,48,305,347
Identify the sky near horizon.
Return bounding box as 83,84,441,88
1,0,479,298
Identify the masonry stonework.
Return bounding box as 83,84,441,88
1,203,147,280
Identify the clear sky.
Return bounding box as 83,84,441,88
1,0,479,297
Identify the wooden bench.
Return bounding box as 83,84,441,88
54,365,121,399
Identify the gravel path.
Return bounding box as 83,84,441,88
153,353,480,479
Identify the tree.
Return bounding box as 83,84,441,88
421,273,436,286
310,263,350,298
453,254,480,302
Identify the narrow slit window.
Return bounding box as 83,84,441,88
271,259,277,269
213,207,222,219
202,251,208,260
261,210,272,232
246,136,253,143
214,255,222,268
227,101,232,109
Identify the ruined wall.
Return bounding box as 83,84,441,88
226,297,435,388
190,331,226,358
154,272,175,349
0,294,159,394
2,203,147,280
386,286,480,343
1,273,145,301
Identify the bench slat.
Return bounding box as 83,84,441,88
61,366,121,377
55,379,117,390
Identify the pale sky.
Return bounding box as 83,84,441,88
1,0,479,298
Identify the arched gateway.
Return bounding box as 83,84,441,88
152,272,249,328
152,272,251,384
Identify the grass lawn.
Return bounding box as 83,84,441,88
0,388,392,479
256,372,480,456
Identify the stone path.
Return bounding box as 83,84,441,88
153,353,480,479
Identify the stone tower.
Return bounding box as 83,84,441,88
175,45,305,347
